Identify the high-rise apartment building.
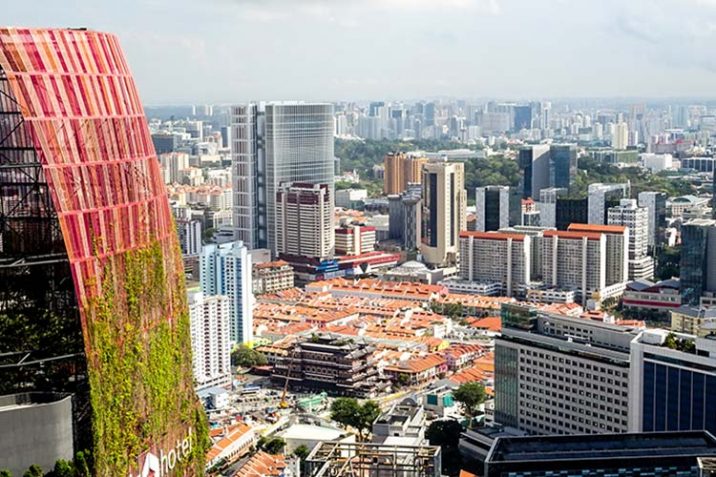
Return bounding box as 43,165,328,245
613,122,629,150
476,186,510,232
275,182,334,260
177,218,203,256
0,28,206,475
608,199,653,280
201,241,254,343
638,191,667,249
459,232,531,297
231,102,334,253
159,152,190,184
495,304,634,435
568,223,629,288
421,161,467,267
680,219,716,306
587,182,630,225
383,152,428,195
335,224,376,256
189,291,232,391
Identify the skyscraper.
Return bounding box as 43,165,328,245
383,152,427,195
549,144,578,190
0,28,206,475
638,191,667,249
680,219,716,306
613,122,629,150
189,291,232,391
475,186,510,232
275,182,334,260
587,182,630,225
421,161,467,267
231,102,334,253
201,241,254,343
608,199,654,280
518,144,551,199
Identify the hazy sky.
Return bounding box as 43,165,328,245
6,0,716,104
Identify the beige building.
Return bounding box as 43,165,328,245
542,230,607,304
420,161,467,267
383,152,428,195
275,182,334,260
459,231,531,297
252,260,295,295
568,223,629,287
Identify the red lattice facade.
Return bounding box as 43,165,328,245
0,28,206,475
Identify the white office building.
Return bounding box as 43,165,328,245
588,182,630,225
189,291,232,391
200,241,254,343
495,305,636,435
608,199,653,280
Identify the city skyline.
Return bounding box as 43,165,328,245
5,0,716,103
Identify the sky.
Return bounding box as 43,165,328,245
5,0,716,104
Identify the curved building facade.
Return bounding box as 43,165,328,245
0,28,207,475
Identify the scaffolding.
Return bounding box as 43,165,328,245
304,442,441,477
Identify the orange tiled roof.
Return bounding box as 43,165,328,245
469,316,502,332
206,423,253,461
385,353,446,374
232,451,286,477
459,231,526,241
568,223,627,234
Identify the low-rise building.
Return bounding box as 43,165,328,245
253,260,295,295
272,334,386,397
372,398,426,445
622,278,681,313
206,424,256,471
384,354,447,386
670,306,716,338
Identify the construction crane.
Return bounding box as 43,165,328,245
279,345,299,409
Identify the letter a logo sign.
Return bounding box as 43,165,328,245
139,452,161,477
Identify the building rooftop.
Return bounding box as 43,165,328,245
280,424,345,441
568,223,627,234
487,431,716,464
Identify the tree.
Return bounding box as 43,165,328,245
49,460,74,477
293,444,310,460
231,344,268,368
0,470,12,477
453,382,487,423
259,436,286,454
425,420,463,448
73,450,91,477
22,465,42,477
425,420,464,476
330,398,382,440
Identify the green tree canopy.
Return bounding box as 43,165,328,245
22,465,42,477
50,460,74,477
258,436,286,454
231,344,268,368
425,419,463,448
330,397,382,440
293,444,311,460
453,382,487,421
0,470,12,477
